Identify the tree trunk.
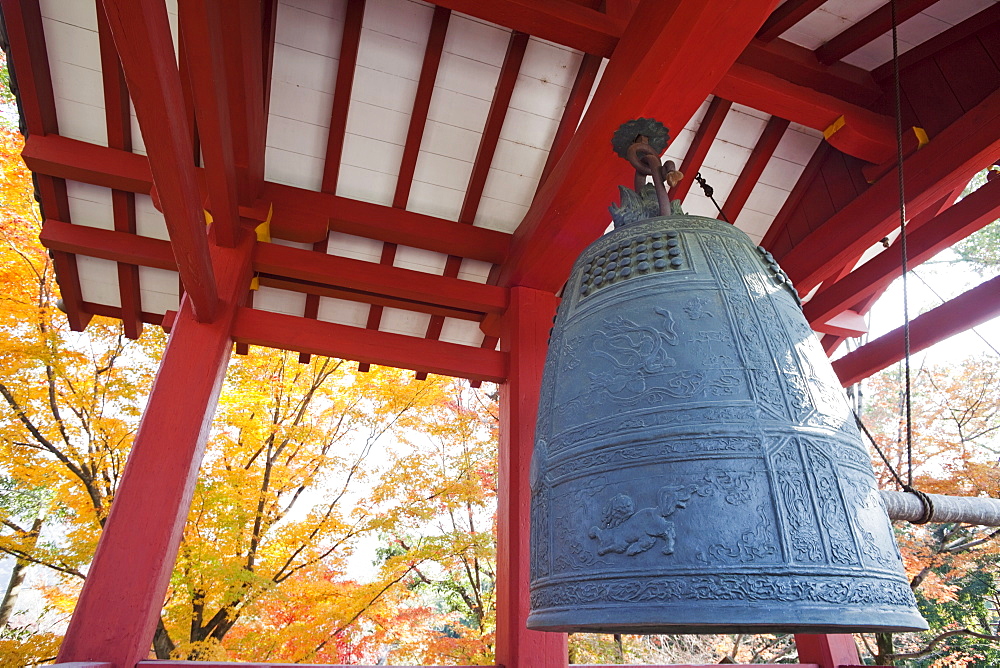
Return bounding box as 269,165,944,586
0,515,43,627
875,632,895,667
153,617,176,659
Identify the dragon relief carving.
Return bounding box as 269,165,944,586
588,486,695,557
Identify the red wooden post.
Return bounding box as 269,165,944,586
56,235,253,668
794,634,862,668
497,286,567,668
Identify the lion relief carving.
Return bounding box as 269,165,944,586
588,486,695,557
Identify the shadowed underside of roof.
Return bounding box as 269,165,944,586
3,0,999,383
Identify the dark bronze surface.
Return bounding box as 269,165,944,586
528,212,928,634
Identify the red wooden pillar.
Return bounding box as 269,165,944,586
56,235,254,668
497,286,567,668
795,634,862,668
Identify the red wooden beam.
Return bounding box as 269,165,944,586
804,178,1000,327
38,220,506,318
101,0,218,321
321,0,365,194
41,219,176,269
756,0,827,42
258,276,488,322
670,96,732,202
427,0,622,57
97,0,144,340
815,0,941,65
720,115,789,223
496,286,565,668
232,308,506,382
497,0,780,292
537,53,602,190
795,634,862,668
254,243,507,315
779,88,1000,295
833,274,1000,387
177,0,241,247
20,136,511,265
218,0,268,204
263,181,511,263
21,134,153,194
737,38,880,107
57,236,253,668
716,61,895,163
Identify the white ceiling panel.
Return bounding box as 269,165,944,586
439,317,484,346
393,245,448,274
317,296,370,327
326,231,383,263
135,194,169,240
138,266,179,315
77,256,121,307
379,306,431,337
66,181,113,229
254,286,308,317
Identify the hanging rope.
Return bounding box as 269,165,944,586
890,0,917,490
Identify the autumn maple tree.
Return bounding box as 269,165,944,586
858,358,1000,667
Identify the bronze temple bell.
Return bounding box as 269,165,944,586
527,119,928,634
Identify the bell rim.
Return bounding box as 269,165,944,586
526,605,929,635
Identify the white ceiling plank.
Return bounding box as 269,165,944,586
440,317,484,346
379,306,431,337
77,256,121,307
317,296,371,327
138,266,179,314
66,181,114,230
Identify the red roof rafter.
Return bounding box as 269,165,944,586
872,2,1000,81
720,115,789,223
756,0,827,42
97,0,143,339
670,96,732,202
359,5,451,371
0,0,57,134
832,274,1000,387
321,0,365,195
459,31,530,226
537,52,602,190
497,0,780,293
220,0,269,204
232,308,506,383
419,30,529,378
297,238,327,364
779,88,1000,295
393,5,450,210
805,178,1000,328
101,0,218,321
815,0,941,66
177,0,240,247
